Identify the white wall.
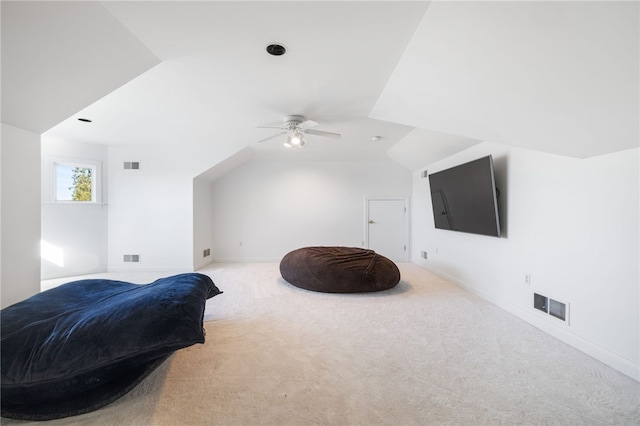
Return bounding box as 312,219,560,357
1,124,41,307
193,174,214,270
108,145,192,272
412,142,639,380
40,137,108,279
210,159,412,262
107,143,244,272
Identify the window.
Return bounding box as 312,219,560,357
48,158,101,204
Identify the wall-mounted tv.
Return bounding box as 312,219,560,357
428,155,501,237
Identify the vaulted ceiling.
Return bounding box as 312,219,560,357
2,1,638,169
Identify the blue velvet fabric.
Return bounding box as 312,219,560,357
1,273,221,420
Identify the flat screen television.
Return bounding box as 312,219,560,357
428,155,501,237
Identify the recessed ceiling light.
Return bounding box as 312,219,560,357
266,43,287,56
78,118,92,123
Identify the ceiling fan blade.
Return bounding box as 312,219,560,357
297,120,319,130
303,128,341,139
256,131,287,143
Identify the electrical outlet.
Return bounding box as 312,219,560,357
421,251,428,259
203,248,210,257
525,273,531,285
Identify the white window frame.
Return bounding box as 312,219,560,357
46,156,102,204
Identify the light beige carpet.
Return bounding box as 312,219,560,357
6,263,639,425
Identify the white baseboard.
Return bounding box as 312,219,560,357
194,258,214,271
107,265,189,273
422,263,639,382
208,257,281,263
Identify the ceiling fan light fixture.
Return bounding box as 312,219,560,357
285,129,306,149
255,114,339,148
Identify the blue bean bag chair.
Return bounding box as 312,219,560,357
1,273,222,420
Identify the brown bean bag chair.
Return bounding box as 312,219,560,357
280,246,400,293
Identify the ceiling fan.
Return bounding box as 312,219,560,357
256,115,341,148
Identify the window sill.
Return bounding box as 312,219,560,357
43,202,107,206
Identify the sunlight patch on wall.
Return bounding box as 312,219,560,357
41,240,64,267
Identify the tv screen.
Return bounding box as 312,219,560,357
428,155,501,237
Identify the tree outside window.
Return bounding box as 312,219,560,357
70,167,92,201
55,163,97,202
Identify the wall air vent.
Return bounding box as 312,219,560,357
534,292,569,323
124,162,140,170
549,299,567,322
123,254,140,262
534,293,548,313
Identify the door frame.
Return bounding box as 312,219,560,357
364,196,410,261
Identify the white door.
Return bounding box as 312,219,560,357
366,198,408,262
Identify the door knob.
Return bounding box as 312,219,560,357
369,220,375,224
